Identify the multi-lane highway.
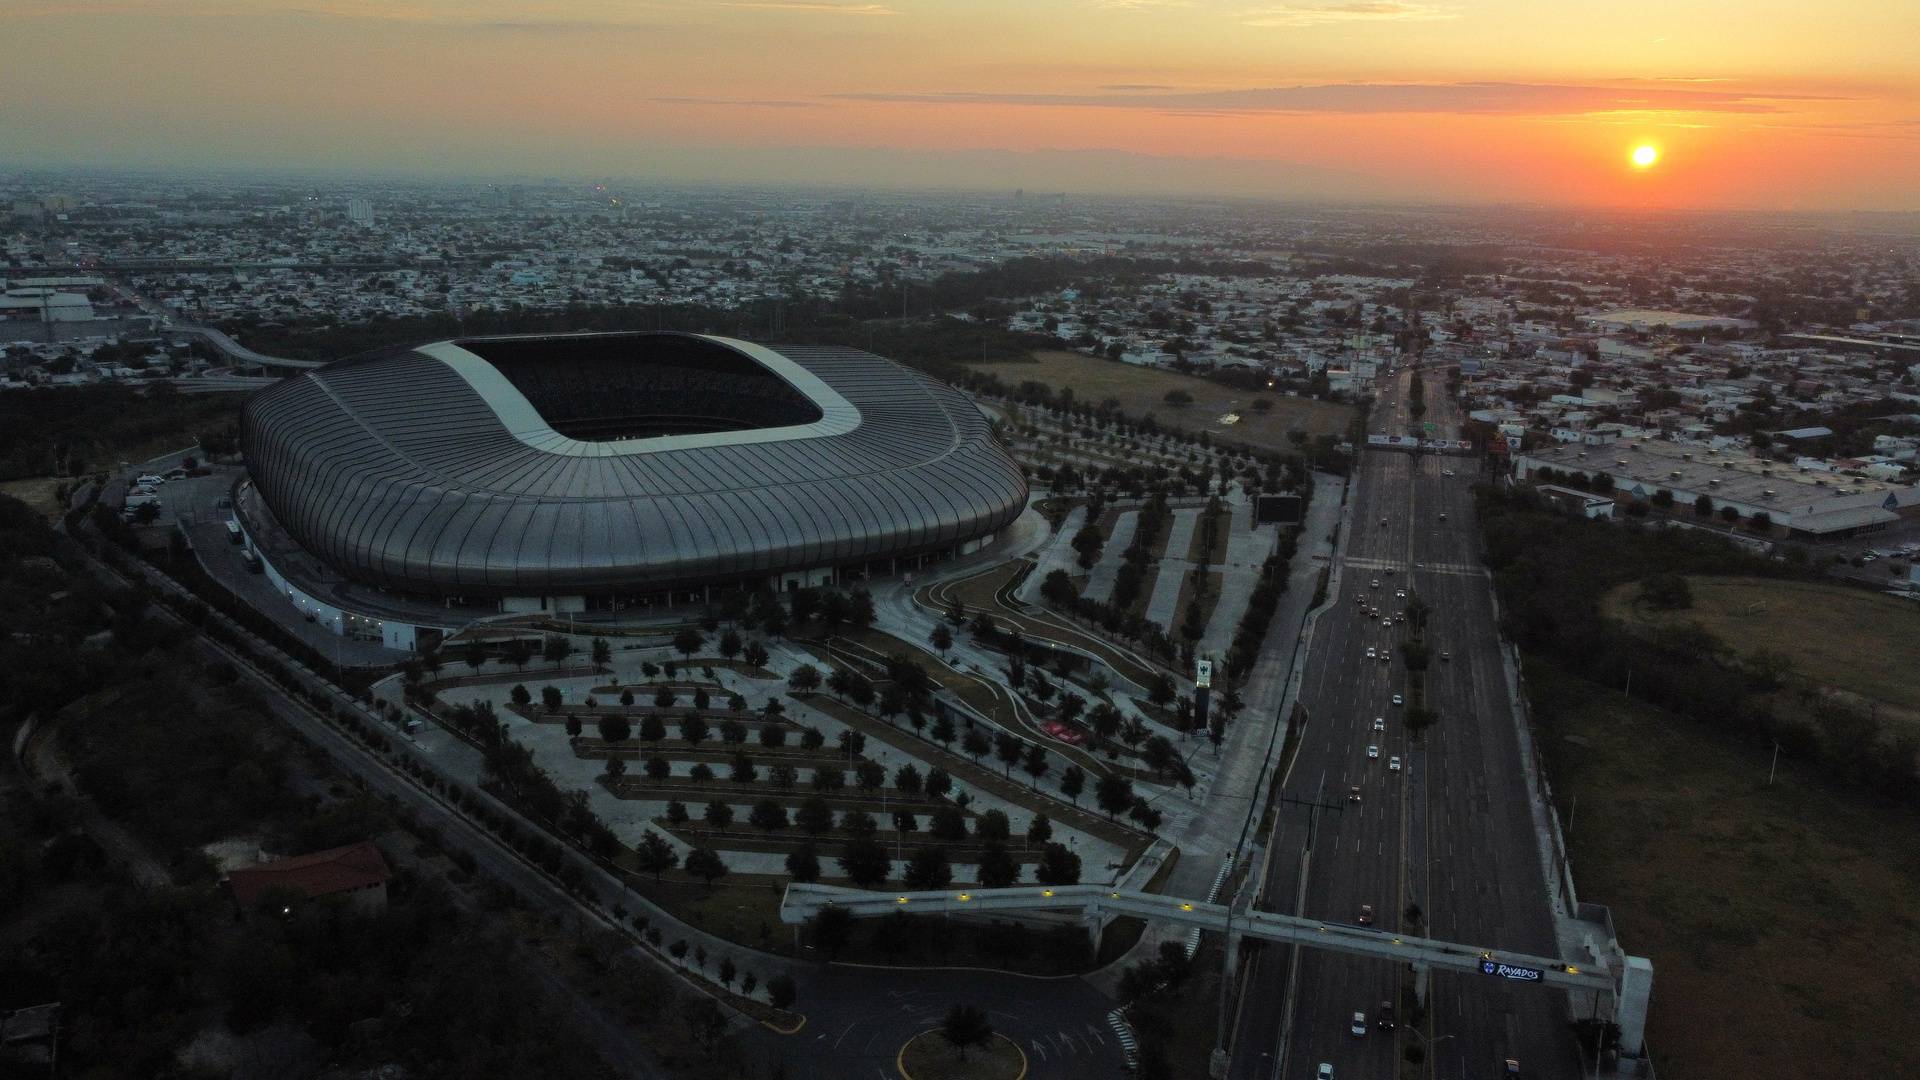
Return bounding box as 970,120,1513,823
1233,366,1578,1080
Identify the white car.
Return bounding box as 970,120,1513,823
1318,1064,1335,1080
1349,1011,1368,1036
1391,694,1404,706
1395,590,1407,599
1366,647,1377,659
1381,617,1393,627
1443,469,1456,477
1366,744,1380,759
1371,579,1381,588
1372,717,1385,731
1389,756,1402,772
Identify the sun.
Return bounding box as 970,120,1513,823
1631,144,1660,168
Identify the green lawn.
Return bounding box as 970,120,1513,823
1530,660,1920,1080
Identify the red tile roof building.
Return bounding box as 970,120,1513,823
226,840,392,915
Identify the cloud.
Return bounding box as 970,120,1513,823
653,97,824,108
833,81,1831,117
1238,2,1455,27
1101,83,1181,91
714,1,896,13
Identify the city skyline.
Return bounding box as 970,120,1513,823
5,0,1917,211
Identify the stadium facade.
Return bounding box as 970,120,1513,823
236,332,1026,647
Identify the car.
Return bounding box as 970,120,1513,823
1376,1002,1396,1029
1442,469,1456,477
1505,1060,1521,1077
1357,904,1374,925
1349,1011,1368,1037
1372,717,1385,731
1366,744,1380,759
1366,647,1377,659
1441,651,1452,662
1381,617,1393,627
1384,567,1395,576
1395,590,1407,599
1380,517,1389,526
1371,579,1381,588
1388,756,1402,771
1347,786,1362,803
1317,1064,1335,1080
1391,694,1404,706
1438,512,1448,521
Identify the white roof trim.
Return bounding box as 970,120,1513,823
418,333,862,458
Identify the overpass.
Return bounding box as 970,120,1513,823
172,325,321,371
779,882,1654,1059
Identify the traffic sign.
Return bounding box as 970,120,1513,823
1481,960,1543,982
1423,422,1437,433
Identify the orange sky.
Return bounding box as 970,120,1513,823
4,1,1916,209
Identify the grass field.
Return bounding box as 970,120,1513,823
0,477,64,519
899,1031,1026,1080
1604,575,1920,727
1531,661,1920,1080
970,349,1351,454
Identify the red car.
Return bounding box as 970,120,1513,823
1043,721,1086,746
1357,904,1375,926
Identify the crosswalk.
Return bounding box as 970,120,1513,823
1107,1008,1139,1069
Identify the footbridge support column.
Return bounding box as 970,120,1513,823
1614,955,1654,1058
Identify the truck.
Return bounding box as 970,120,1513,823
226,520,244,545
123,492,162,512
240,549,263,574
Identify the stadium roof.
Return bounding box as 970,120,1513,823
240,332,1026,597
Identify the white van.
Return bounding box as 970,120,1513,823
135,473,165,487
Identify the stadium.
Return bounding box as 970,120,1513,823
236,332,1027,647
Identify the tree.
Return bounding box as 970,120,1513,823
749,798,789,832
903,845,953,890
1096,773,1135,819
603,756,627,782
785,844,821,883
636,832,679,880
924,765,952,799
542,634,571,667
679,714,709,747
929,805,969,841
759,723,788,749
1640,573,1693,611
703,800,734,829
838,838,891,888
839,808,877,836
766,973,798,1011
1026,813,1053,845
1022,744,1051,786
893,763,924,796
788,664,822,693
1035,842,1082,885
1404,705,1439,738
720,717,748,745
510,683,531,707
590,636,612,670
542,685,563,713
929,623,953,658
1147,673,1176,709
743,640,770,668
673,626,705,660
718,628,742,660
976,841,1020,888
796,797,835,835
942,1005,995,1060
717,956,737,992
597,715,632,744
462,638,488,672
684,847,728,890
654,684,677,709
1694,493,1715,517
1059,765,1086,806
639,713,666,744
962,729,990,762
666,800,690,824
565,714,583,738
974,809,1011,842
994,731,1023,776
645,754,671,781
931,714,956,748
730,753,758,783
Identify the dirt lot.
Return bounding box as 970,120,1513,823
971,350,1351,453
1604,575,1920,733
1532,661,1920,1080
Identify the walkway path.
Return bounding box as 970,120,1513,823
1016,505,1087,605
1081,510,1137,605
1199,500,1272,656
1143,508,1202,630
